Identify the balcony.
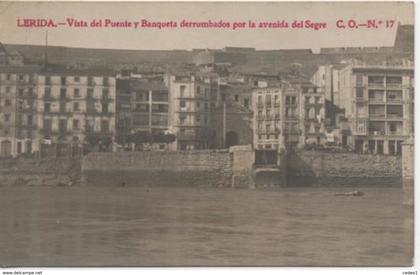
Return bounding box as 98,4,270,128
256,102,264,108
256,115,264,121
369,113,386,120
177,132,196,140
101,96,114,102
368,98,385,104
388,130,405,136
273,102,280,107
367,82,385,89
387,98,403,104
368,130,385,136
387,114,404,121
43,95,56,101
386,83,402,89
87,80,96,87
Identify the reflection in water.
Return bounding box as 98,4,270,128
0,185,412,266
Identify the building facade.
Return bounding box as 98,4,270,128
166,73,215,150
335,64,414,154
36,70,116,156
0,65,116,157
0,66,41,157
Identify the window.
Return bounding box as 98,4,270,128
196,86,201,94
221,94,226,101
100,120,109,133
44,88,51,98
87,88,94,98
204,103,208,110
102,103,109,113
102,89,109,99
43,119,52,131
196,115,201,123
244,98,249,108
234,95,239,102
180,85,186,96
59,102,66,113
18,74,24,81
18,88,24,97
6,74,11,80
61,76,66,85
17,142,22,154
5,86,10,93
196,102,201,108
4,114,10,122
180,116,186,124
390,123,397,133
73,119,80,130
74,76,80,82
103,77,109,86
59,119,67,133
60,88,67,99
27,115,33,126
74,89,80,97
44,103,51,113
180,100,186,108
73,102,79,111
5,99,11,106
356,88,364,98
45,76,51,85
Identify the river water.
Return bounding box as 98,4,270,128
0,185,413,267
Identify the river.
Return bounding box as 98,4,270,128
0,185,413,267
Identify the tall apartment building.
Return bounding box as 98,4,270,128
165,73,214,150
130,78,169,133
0,65,41,157
335,64,414,154
296,81,326,145
37,69,116,156
252,81,326,151
253,86,284,151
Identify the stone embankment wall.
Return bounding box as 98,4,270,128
0,158,81,186
287,150,402,185
81,150,233,187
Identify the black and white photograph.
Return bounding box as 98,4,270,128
0,1,415,270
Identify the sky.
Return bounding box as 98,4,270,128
0,1,414,51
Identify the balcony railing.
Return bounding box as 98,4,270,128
369,113,386,119
177,132,196,140
368,98,385,104
388,130,404,136
256,102,264,108
369,130,385,136
367,82,385,88
387,98,403,104
386,83,402,89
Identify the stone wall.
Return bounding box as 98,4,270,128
81,150,232,187
0,158,81,186
287,150,402,186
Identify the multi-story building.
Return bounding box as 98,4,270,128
130,78,169,133
252,81,326,151
335,64,414,154
165,73,214,150
0,65,41,157
36,68,116,156
293,80,326,145
253,85,284,151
